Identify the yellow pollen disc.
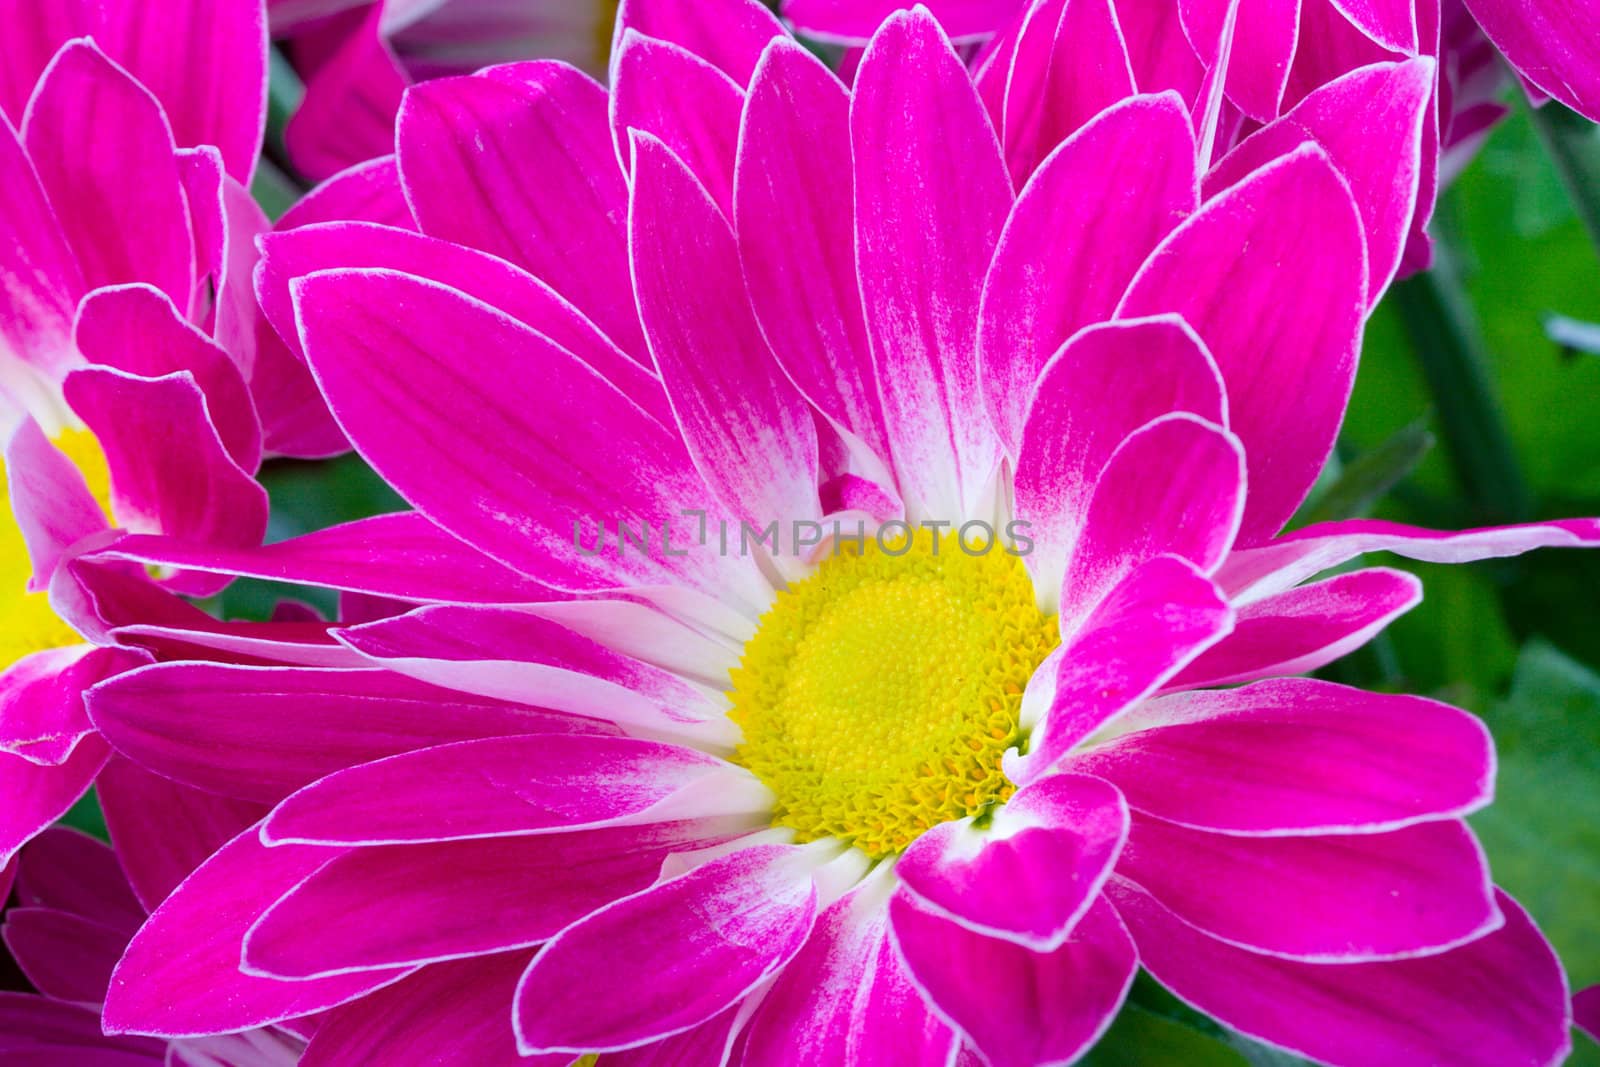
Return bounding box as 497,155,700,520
728,528,1060,860
0,428,112,668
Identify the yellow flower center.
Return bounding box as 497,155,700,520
0,428,112,668
728,528,1059,860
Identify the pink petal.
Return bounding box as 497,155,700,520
1462,0,1600,122
514,845,818,1054
1170,566,1421,687
1119,144,1367,544
0,989,165,1060
736,39,890,467
102,825,411,1038
1208,58,1434,303
284,5,407,182
248,314,351,460
276,155,416,231
897,773,1129,950
979,94,1199,458
630,131,820,544
4,418,105,585
615,0,786,84
85,662,602,804
740,874,957,1065
1115,0,1206,100
1329,0,1418,51
0,646,136,765
785,0,1021,42
0,113,82,380
999,0,1136,182
2,906,128,1005
397,63,644,359
1576,985,1600,1044
244,818,757,979
1111,882,1571,1067
23,41,191,307
13,827,144,930
0,734,107,867
1014,316,1225,604
1179,0,1302,121
888,892,1136,1067
97,756,267,912
852,8,1012,521
261,734,747,846
1073,678,1493,834
1117,814,1499,960
1011,555,1234,782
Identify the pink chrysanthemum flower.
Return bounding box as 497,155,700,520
84,3,1593,1064
0,1,342,865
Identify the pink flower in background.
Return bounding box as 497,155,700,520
77,3,1595,1062
0,0,341,868
271,0,617,180
1576,986,1600,1045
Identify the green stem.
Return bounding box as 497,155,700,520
1527,99,1600,256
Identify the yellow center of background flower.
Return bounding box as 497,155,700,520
0,428,111,667
729,528,1059,859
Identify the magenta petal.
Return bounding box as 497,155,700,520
630,132,819,540
1120,145,1366,544
0,988,166,1060
1115,0,1205,100
102,825,411,1038
1171,566,1421,687
398,63,644,359
1112,882,1571,1067
1070,678,1494,835
897,773,1129,950
23,41,191,307
0,735,107,867
1117,814,1499,961
889,892,1136,1067
97,756,266,912
737,39,889,467
615,0,785,84
262,734,739,846
740,874,957,1065
3,906,128,1006
1179,0,1301,121
284,5,407,182
278,155,416,232
1463,0,1600,122
1208,58,1434,302
0,646,135,764
1576,986,1600,1044
13,826,144,930
1014,317,1225,604
85,663,599,804
0,114,82,380
979,94,1198,458
1331,0,1417,50
301,951,541,1067
785,0,1019,42
514,845,818,1054
4,419,105,585
852,8,1012,521
245,819,753,979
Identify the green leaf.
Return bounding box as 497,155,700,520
250,157,302,221
60,786,109,841
1123,973,1315,1067
1527,100,1600,255
1298,418,1434,526
1081,1004,1246,1067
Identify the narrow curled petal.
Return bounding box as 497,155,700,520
514,845,818,1054
0,735,106,868
1462,0,1600,123
1111,882,1571,1067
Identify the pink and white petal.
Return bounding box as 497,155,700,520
23,41,192,307
294,268,764,606
285,6,408,182
1111,882,1571,1067
261,734,758,846
85,662,604,804
737,40,890,467
1462,0,1600,123
0,646,138,764
631,132,819,547
1116,815,1499,960
888,892,1135,1067
1169,566,1421,688
245,818,760,978
1217,516,1600,600
300,951,552,1067
213,177,274,377
0,114,83,381
175,146,225,330
96,511,550,606
852,8,1012,522
615,0,786,84
523,597,741,687
13,826,144,930
101,825,412,1039
897,773,1128,951
740,872,958,1065
785,0,1019,42
514,845,818,1055
0,734,107,867
612,33,743,216
1011,555,1234,782
1073,678,1493,834
1179,0,1302,121
97,756,267,912
978,94,1199,458
1328,0,1417,51
1115,0,1206,100
111,612,365,670
73,284,261,470
1014,317,1225,605
1207,58,1434,302
5,418,105,584
398,64,644,360
3,906,129,1006
1119,145,1366,544
1060,413,1244,626
277,155,416,232
603,1006,746,1067
1000,0,1136,182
